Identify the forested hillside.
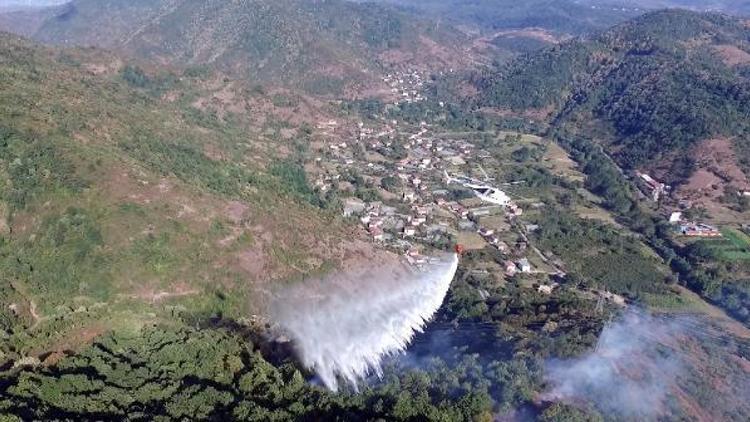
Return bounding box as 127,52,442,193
468,9,750,334
29,0,467,95
0,32,368,362
475,10,750,172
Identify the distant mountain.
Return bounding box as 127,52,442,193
27,0,468,95
475,9,750,177
0,1,68,10
373,0,644,35
581,0,750,15
0,2,64,37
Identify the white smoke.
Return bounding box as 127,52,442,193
271,253,458,391
542,310,683,418
541,309,750,419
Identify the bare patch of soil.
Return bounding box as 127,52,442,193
674,138,750,220
35,324,107,364
713,44,750,66
236,247,269,279
224,201,249,224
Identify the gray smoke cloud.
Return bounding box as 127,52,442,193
542,308,750,420
543,310,682,418
271,253,458,391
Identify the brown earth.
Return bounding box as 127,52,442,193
495,28,564,44
129,281,200,304
713,44,750,66
673,137,750,221
35,324,108,365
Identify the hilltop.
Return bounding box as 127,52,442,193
475,10,750,176
24,0,468,96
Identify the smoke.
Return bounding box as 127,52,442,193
271,253,458,391
542,308,750,419
542,310,682,418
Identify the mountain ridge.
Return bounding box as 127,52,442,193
474,9,750,175
27,0,470,95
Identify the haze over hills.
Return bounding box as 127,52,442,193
374,0,645,34
584,0,750,14
19,0,470,96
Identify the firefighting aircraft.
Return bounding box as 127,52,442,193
444,171,510,206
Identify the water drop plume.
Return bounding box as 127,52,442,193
271,253,458,391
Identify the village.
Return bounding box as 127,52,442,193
381,69,428,105
305,68,706,304
310,112,566,285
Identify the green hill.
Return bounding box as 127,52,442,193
475,9,750,172
31,0,467,95
0,32,362,357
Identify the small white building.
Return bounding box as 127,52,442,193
517,258,532,273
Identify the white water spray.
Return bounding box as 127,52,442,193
271,253,459,391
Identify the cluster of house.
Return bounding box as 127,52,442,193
382,69,426,105
343,196,446,243
669,212,722,237
476,227,534,275
636,171,670,202
313,112,543,275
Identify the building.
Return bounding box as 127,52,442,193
478,227,495,237
517,258,532,273
494,240,509,252
680,223,722,237
508,204,523,217
537,283,558,294
458,219,476,231
370,227,385,242
636,172,669,202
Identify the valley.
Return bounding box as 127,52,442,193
0,1,749,421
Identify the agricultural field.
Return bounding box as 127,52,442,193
703,228,750,262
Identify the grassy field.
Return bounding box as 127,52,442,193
700,228,750,261
542,142,585,182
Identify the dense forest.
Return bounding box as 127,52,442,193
0,249,617,420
